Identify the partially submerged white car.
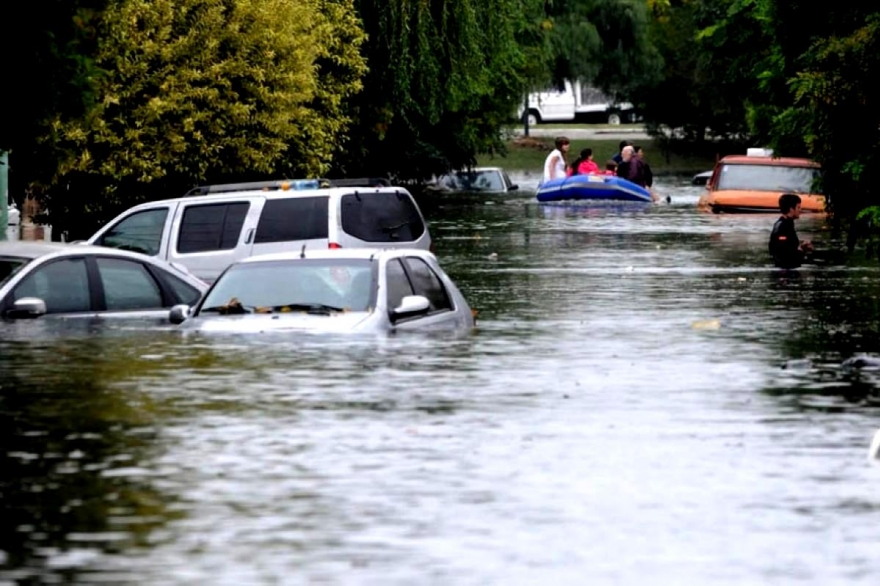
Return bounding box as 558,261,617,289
169,248,475,333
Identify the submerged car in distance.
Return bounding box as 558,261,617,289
698,149,826,213
431,167,519,194
170,248,475,334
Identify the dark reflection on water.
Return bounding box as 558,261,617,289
3,177,880,584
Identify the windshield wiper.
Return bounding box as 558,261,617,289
200,305,254,315
277,303,346,315
380,220,410,234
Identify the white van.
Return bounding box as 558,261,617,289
516,80,637,125
86,181,432,282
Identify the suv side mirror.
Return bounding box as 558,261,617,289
8,297,47,319
509,184,519,191
169,304,191,324
390,295,430,322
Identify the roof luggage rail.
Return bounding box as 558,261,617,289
185,179,329,195
325,177,391,188
184,177,390,196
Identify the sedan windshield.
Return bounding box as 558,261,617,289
441,170,505,192
0,256,31,288
715,164,820,193
199,259,375,315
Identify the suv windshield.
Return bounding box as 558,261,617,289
716,164,820,193
0,257,31,288
199,259,376,315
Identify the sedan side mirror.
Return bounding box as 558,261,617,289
9,297,47,319
509,184,519,191
169,304,191,324
390,295,430,322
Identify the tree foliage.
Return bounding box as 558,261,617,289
336,0,542,180
40,0,366,237
637,0,880,246
0,1,106,153
336,0,660,180
543,0,661,98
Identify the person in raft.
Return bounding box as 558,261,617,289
769,193,813,269
566,148,601,176
603,160,618,176
542,137,570,183
612,140,631,165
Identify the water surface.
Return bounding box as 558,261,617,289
2,176,880,585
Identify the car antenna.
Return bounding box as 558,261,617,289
300,244,306,259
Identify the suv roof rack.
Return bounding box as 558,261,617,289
184,177,391,196
326,177,391,188
185,179,327,196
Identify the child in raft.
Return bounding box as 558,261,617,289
603,160,617,176
566,148,601,176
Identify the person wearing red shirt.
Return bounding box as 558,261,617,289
566,148,601,176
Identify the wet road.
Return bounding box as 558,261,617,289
2,177,880,585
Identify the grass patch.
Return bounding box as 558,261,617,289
478,137,725,175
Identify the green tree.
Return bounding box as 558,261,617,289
43,0,366,238
775,9,880,247
543,0,661,99
336,0,544,180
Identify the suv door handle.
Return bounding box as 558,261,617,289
244,228,255,244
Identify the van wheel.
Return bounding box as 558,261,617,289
523,111,540,126
607,113,621,125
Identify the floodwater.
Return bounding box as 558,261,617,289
2,175,880,585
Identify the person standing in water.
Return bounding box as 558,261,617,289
543,137,570,183
769,193,813,268
633,146,653,189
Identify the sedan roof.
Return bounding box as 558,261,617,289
0,241,88,259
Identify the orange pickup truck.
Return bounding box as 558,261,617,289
698,151,826,214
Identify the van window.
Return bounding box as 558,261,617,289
716,164,819,193
254,197,329,243
98,208,168,256
177,202,250,254
340,192,425,243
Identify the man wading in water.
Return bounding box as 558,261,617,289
769,193,813,268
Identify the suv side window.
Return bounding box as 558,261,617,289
13,258,91,313
95,257,164,310
177,202,250,254
385,259,414,311
254,196,329,243
340,192,425,242
98,208,168,256
404,257,452,312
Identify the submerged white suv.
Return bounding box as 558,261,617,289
87,180,432,282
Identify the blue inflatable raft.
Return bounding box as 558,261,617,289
536,174,653,203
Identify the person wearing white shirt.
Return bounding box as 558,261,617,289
542,137,570,184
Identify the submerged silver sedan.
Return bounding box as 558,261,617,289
0,242,207,321
170,248,475,333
